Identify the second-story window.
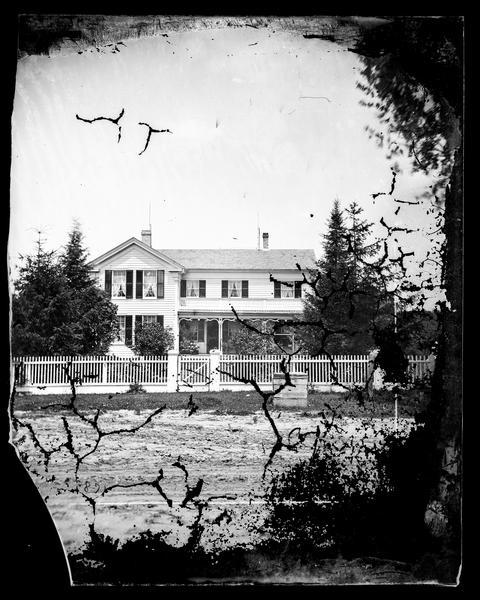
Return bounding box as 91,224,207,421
143,270,157,298
135,270,165,299
221,280,249,298
274,280,303,298
180,280,206,298
112,270,127,298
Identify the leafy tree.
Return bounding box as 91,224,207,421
396,309,439,355
11,225,118,355
133,322,175,356
354,16,462,576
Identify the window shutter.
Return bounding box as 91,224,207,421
135,315,142,332
242,280,249,298
199,280,206,298
180,280,186,298
274,280,281,298
125,315,133,347
157,270,165,298
136,271,143,299
294,281,302,298
197,320,205,342
126,271,133,298
221,280,228,298
156,315,164,327
105,270,112,297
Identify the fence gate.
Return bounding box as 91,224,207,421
178,355,211,388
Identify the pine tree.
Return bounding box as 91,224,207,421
344,201,377,288
300,199,383,354
11,226,118,356
318,198,348,281
11,234,72,355
60,220,91,290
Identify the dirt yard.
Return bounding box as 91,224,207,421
11,391,418,557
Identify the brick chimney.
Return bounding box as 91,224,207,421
141,229,152,247
262,232,269,250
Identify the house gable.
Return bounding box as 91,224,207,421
88,238,184,272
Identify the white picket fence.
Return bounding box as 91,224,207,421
12,353,434,394
219,354,371,385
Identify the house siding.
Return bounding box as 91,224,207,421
179,269,306,314
94,245,181,349
89,240,313,353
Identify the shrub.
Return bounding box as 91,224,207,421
133,323,174,356
179,339,200,354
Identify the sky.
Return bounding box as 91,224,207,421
10,23,440,292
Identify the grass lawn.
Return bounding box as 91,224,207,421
13,388,430,418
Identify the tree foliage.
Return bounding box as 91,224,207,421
11,224,118,355
300,199,387,354
133,322,175,356
224,323,278,355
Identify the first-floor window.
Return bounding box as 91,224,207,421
142,315,157,325
117,315,126,342
112,270,127,298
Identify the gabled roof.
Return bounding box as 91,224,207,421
159,248,316,271
87,237,185,271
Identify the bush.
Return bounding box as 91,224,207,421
224,326,277,355
179,339,200,354
264,425,440,563
133,323,174,356
126,382,146,394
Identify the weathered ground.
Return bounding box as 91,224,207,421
10,390,430,584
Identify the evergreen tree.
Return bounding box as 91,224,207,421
11,225,118,356
344,201,378,288
300,199,384,354
318,198,348,281
11,234,72,355
60,219,91,290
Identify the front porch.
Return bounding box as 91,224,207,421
178,315,299,354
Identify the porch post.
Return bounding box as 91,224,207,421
167,350,179,392
218,318,223,354
209,349,221,392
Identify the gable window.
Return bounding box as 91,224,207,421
180,280,206,298
135,270,165,299
274,280,302,298
143,270,157,298
221,280,249,298
106,270,133,298
112,271,127,298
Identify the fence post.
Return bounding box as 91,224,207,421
209,349,221,392
367,349,384,391
427,353,436,378
24,358,31,386
167,350,179,392
101,357,107,384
